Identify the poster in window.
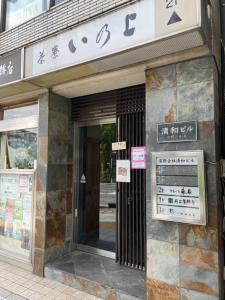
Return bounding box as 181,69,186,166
14,200,23,221
13,220,22,240
7,131,37,169
0,218,5,236
21,229,30,250
0,198,6,218
4,220,13,238
5,199,14,220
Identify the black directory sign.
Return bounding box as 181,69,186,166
157,121,197,143
0,50,22,86
151,151,207,225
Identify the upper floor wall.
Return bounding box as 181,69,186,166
0,0,136,56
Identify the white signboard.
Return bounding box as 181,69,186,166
112,142,126,151
151,151,206,225
25,0,201,77
116,160,131,183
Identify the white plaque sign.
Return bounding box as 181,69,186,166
151,151,206,225
112,142,126,151
25,0,201,78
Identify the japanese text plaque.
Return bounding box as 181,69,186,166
151,151,206,225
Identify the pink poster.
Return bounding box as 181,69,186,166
131,147,146,169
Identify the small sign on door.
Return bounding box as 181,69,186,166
116,160,130,182
112,141,126,151
131,147,146,169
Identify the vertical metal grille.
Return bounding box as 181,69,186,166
72,84,146,270
116,85,146,270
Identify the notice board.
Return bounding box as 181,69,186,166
151,151,206,225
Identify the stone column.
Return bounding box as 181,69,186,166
34,92,73,276
146,57,224,300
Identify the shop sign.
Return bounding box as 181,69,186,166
25,0,201,77
112,142,126,151
116,160,131,183
0,50,22,86
131,146,146,169
157,121,197,143
151,151,206,225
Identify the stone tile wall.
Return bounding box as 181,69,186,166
34,92,73,276
146,56,224,300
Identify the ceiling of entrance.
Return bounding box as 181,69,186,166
52,64,146,98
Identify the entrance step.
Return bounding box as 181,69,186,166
44,251,146,300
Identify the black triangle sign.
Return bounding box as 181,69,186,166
167,11,182,25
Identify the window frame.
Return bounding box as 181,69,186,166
0,0,6,33
0,0,53,33
49,0,65,7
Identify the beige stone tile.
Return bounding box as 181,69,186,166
1,279,14,287
27,293,44,300
32,276,43,283
55,283,69,292
73,291,95,300
20,279,36,288
7,283,27,294
30,283,47,293
39,296,50,300
20,289,35,298
48,288,62,297
39,278,54,286
40,286,54,295
43,280,61,289
55,294,78,300
63,286,78,296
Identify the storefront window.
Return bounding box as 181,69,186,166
0,172,34,258
1,129,37,169
0,104,37,261
5,0,48,30
3,104,38,120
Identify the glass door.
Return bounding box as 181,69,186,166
75,123,117,257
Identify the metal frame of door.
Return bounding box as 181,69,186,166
72,118,116,259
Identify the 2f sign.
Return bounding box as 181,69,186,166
166,0,178,8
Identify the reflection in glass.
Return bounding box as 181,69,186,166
0,129,37,169
3,104,38,120
53,0,64,6
78,124,117,253
5,0,48,30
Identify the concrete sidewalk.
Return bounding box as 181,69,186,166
0,261,101,300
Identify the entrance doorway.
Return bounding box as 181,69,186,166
73,84,146,270
76,123,117,256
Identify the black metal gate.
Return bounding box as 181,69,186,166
116,86,146,270
72,84,146,270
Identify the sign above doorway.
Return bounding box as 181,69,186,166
25,0,201,78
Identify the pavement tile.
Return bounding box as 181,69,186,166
5,294,26,300
0,287,11,298
19,289,35,298
0,262,102,300
26,293,43,300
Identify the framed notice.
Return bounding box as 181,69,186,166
151,151,207,225
131,147,146,169
116,160,130,183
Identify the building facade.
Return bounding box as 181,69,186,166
0,0,224,299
